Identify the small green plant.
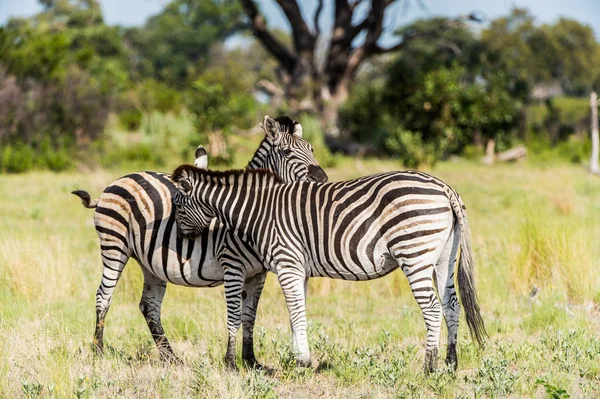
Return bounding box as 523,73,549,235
536,378,570,399
467,356,518,397
244,370,277,399
74,374,87,399
21,379,43,399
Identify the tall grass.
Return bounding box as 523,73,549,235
507,199,599,302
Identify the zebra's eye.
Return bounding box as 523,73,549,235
282,148,293,156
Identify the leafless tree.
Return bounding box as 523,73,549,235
240,0,480,142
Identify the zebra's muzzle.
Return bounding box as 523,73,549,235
307,165,328,182
177,224,201,240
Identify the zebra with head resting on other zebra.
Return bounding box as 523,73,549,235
72,116,328,369
171,165,487,373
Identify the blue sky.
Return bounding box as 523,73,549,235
1,0,599,40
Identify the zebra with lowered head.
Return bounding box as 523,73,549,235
171,166,487,372
72,116,327,368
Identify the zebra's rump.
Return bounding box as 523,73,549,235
93,171,227,286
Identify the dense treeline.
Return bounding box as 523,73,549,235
0,1,599,172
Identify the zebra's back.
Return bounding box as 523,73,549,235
280,171,456,280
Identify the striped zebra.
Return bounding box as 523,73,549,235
71,116,328,368
171,166,487,372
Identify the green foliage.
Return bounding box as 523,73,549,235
135,79,183,114
343,62,520,166
536,379,570,399
0,143,35,173
186,59,260,165
481,8,600,93
125,0,244,86
117,108,143,132
385,128,436,168
0,141,72,173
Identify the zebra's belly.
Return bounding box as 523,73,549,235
311,243,400,281
131,221,226,287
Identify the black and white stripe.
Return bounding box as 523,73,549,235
172,167,487,372
72,115,328,368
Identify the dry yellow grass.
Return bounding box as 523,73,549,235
1,156,600,398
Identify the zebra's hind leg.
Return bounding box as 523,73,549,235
403,261,443,373
434,223,461,370
241,271,267,369
94,247,129,356
222,264,247,371
139,268,179,364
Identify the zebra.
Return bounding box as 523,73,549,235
71,115,328,368
171,166,487,372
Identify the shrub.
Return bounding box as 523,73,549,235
0,143,35,173
385,128,437,168
117,108,143,132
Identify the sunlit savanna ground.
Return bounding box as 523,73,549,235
1,136,600,398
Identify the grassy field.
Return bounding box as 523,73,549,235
1,141,600,397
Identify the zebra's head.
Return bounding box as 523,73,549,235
171,145,210,238
248,115,328,183
172,166,214,239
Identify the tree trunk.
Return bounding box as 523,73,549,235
591,92,599,174
320,82,350,140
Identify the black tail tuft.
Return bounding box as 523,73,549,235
72,190,98,208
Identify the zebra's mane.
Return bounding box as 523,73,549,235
273,116,298,134
172,165,281,186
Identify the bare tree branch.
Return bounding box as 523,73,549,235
371,17,467,54
274,0,315,52
240,0,296,74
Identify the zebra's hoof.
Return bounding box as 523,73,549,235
225,357,239,372
161,353,182,366
424,348,438,374
92,340,104,356
445,343,458,371
243,356,262,369
296,355,312,368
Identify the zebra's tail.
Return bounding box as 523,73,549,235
447,189,487,347
72,190,99,209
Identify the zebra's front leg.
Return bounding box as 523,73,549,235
139,269,179,364
277,265,311,367
241,271,267,369
223,266,246,371
406,263,443,373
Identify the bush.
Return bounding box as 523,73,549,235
41,147,72,172
0,143,35,173
136,80,182,114
118,108,143,131
385,128,436,168
526,133,591,165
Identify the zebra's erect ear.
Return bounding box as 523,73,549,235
262,115,281,145
292,122,303,138
194,145,208,169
